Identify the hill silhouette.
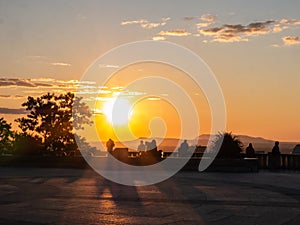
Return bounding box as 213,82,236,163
90,134,299,154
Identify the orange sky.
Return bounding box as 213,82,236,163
0,0,300,142
91,62,211,142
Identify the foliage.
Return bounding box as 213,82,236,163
0,117,14,154
15,92,92,154
214,132,243,159
13,133,43,156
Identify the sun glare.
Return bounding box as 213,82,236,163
102,98,133,126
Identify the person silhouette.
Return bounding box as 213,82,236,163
150,139,157,151
178,140,189,157
246,143,255,158
271,141,281,169
137,140,146,151
272,141,280,155
106,138,115,154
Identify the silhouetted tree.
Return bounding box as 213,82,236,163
15,92,92,155
214,132,243,159
13,133,43,156
0,117,14,155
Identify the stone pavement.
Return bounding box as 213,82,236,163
0,168,299,225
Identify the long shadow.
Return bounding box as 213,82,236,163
92,155,144,219
152,172,239,224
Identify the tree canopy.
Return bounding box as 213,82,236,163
15,92,92,155
0,117,13,154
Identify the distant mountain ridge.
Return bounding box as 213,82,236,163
90,134,298,154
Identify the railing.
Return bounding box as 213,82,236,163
1,149,299,170
162,151,300,170
255,153,300,170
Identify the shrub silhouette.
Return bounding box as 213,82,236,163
214,132,243,159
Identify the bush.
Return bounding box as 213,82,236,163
214,132,243,159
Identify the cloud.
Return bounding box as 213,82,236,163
147,97,161,101
0,107,27,115
121,17,170,29
183,17,195,21
121,19,148,25
0,94,24,99
0,78,37,87
272,24,287,32
280,19,300,25
159,29,191,36
282,36,300,45
50,62,71,67
199,20,276,42
26,55,50,60
162,17,171,22
184,14,216,23
270,44,281,48
196,21,214,28
0,77,79,89
99,64,120,68
152,36,166,41
140,22,162,29
200,14,216,22
196,14,216,28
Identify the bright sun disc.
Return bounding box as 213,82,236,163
102,98,133,126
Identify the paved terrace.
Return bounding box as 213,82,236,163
0,168,299,225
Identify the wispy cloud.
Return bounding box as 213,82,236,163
282,36,300,45
182,14,217,28
121,17,170,29
159,29,191,37
23,56,72,67
147,97,161,101
199,20,276,42
270,44,281,48
121,19,148,25
0,78,37,87
152,36,166,41
0,78,77,89
184,14,216,23
280,19,300,25
120,15,300,46
183,17,195,21
50,62,71,67
196,21,214,28
99,64,120,69
0,94,24,99
272,24,287,33
200,14,216,22
197,18,300,44
0,107,27,115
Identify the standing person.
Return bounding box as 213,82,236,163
106,138,115,154
246,143,255,158
271,141,281,169
137,140,146,151
272,141,280,155
150,139,157,151
178,140,189,157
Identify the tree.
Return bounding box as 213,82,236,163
13,133,43,156
0,117,14,155
213,132,243,159
15,92,92,155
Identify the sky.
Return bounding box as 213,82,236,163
0,0,300,142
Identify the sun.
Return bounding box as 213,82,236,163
102,97,133,126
